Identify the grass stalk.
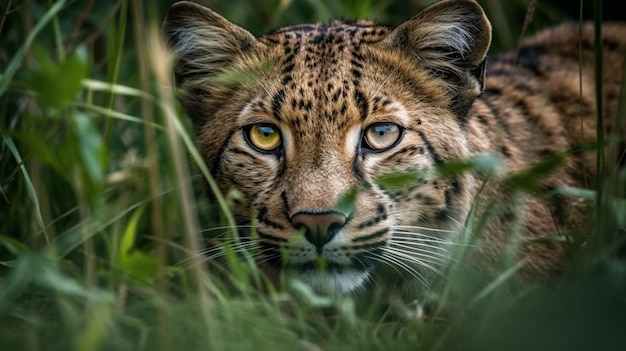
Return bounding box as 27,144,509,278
103,0,128,145
131,1,171,350
0,0,66,96
149,26,219,349
2,134,49,245
47,0,65,60
594,0,604,192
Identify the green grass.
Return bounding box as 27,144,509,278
1,1,625,350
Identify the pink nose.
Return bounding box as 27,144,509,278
291,211,347,252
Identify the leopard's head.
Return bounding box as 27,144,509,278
163,0,491,294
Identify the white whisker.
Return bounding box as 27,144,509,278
372,70,396,97
361,253,404,277
390,236,478,249
389,234,451,247
377,251,431,287
385,243,447,265
173,239,260,267
387,241,450,260
382,246,444,277
392,225,455,234
198,225,252,233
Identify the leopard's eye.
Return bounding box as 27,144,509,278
363,122,402,151
245,123,282,152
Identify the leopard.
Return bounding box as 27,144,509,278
163,0,625,296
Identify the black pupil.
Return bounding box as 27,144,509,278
374,124,394,135
259,126,273,137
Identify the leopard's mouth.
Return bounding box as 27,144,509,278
257,231,384,293
280,252,378,294
285,264,373,294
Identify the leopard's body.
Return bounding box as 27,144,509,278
164,0,625,294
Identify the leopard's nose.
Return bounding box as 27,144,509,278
291,211,347,252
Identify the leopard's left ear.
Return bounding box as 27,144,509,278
379,0,491,113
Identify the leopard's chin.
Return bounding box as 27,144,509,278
287,266,372,295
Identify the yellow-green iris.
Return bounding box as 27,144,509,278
364,122,401,150
248,123,281,151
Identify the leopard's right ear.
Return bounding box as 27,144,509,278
162,1,259,96
377,0,491,116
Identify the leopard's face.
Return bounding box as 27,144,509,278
164,0,491,293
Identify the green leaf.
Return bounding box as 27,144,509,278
375,169,427,189
612,198,626,226
10,130,65,178
37,265,112,301
28,51,89,107
118,207,157,284
437,153,505,178
211,61,275,85
1,134,49,243
0,235,30,256
547,186,597,200
72,111,106,190
120,207,144,261
502,152,568,192
74,303,112,351
0,0,67,96
335,187,359,214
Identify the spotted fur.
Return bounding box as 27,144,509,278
164,0,626,294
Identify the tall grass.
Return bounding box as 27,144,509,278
1,1,625,350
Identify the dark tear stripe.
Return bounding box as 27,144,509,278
354,89,369,121
451,178,462,194
417,131,443,165
435,208,449,222
272,89,286,121
351,228,388,243
352,155,365,181
212,130,236,176
280,191,291,217
435,188,453,221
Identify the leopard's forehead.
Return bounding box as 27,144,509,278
260,20,391,47
250,21,396,137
